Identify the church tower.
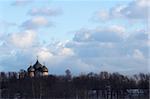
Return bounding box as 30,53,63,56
27,60,48,77
27,65,35,77
42,65,48,76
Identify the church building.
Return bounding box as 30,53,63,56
27,60,48,77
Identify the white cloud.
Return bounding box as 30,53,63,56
96,10,109,21
21,16,53,29
0,28,148,74
126,29,149,50
108,25,125,34
29,7,62,16
0,22,148,74
9,30,36,48
136,0,150,7
37,47,53,62
0,0,148,74
73,59,98,73
12,0,33,6
133,49,145,60
111,5,127,17
73,29,91,42
59,48,74,56
120,0,149,20
73,26,124,43
65,25,149,74
32,17,48,25
0,21,17,27
96,0,149,21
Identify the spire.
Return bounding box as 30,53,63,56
36,55,39,63
43,62,45,66
36,55,39,61
33,56,42,69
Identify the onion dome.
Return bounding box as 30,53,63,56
42,66,48,72
33,60,43,69
27,65,35,72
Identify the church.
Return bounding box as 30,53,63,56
27,60,48,77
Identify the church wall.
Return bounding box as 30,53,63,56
29,72,34,77
43,72,48,76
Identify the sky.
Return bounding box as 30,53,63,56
0,0,149,75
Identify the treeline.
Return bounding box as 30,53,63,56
0,70,149,99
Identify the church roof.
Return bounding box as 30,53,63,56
27,60,48,74
27,65,35,72
33,60,43,69
42,66,48,72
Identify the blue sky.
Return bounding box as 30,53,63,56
0,0,149,75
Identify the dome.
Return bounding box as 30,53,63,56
27,66,35,72
33,60,43,69
42,66,48,72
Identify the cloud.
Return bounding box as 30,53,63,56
118,0,149,20
68,27,123,58
0,26,148,74
133,49,145,60
96,0,149,21
0,21,17,37
21,16,53,29
0,0,148,74
8,30,37,48
65,25,149,74
0,21,17,27
95,10,110,21
127,29,149,49
37,47,53,62
58,48,74,56
73,26,125,43
11,0,33,6
29,7,62,16
133,30,148,41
